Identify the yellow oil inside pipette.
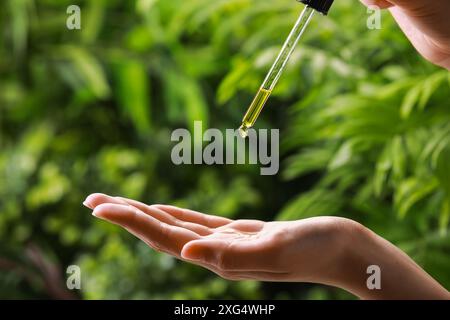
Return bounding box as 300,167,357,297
239,88,272,138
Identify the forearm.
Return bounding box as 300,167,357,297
335,223,450,300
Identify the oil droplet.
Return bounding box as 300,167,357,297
238,125,249,139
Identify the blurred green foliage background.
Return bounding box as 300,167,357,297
1,0,450,299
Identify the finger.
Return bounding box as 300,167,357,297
388,7,450,70
187,262,289,282
181,239,280,272
360,0,393,10
154,205,232,228
84,194,232,228
379,0,429,12
219,271,290,282
116,197,213,236
180,254,289,282
92,203,200,256
84,193,212,236
83,193,111,209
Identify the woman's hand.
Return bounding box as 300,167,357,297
83,193,450,299
361,0,450,69
83,193,353,285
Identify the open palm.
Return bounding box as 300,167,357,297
83,193,351,284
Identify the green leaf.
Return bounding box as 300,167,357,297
82,0,106,44
277,189,344,221
114,59,152,134
282,147,333,180
328,141,353,170
395,177,439,219
435,147,450,195
440,200,450,236
182,78,209,131
419,123,450,165
8,0,30,58
217,59,251,104
162,69,209,129
391,135,407,181
374,142,392,197
400,84,421,119
59,46,111,99
418,71,447,110
26,163,70,209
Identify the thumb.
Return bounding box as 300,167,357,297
181,239,227,265
360,0,432,12
360,0,393,9
182,239,273,271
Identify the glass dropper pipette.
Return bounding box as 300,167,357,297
238,0,334,138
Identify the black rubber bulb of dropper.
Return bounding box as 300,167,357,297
297,0,335,15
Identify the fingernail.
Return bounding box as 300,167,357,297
83,200,92,209
91,206,104,218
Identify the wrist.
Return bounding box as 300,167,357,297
330,219,377,298
331,220,450,299
294,217,373,291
